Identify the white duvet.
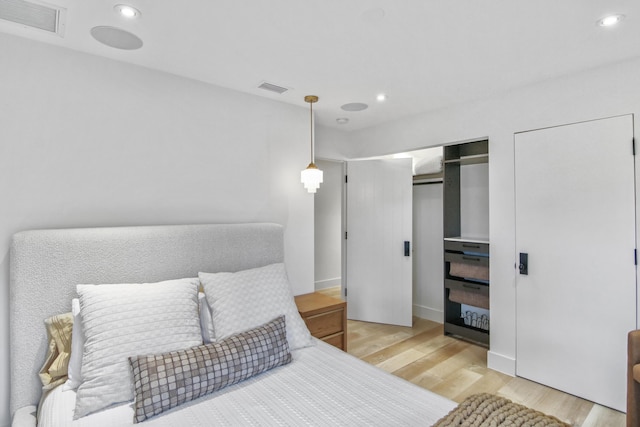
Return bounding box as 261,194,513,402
38,340,455,427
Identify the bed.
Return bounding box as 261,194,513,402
9,223,456,426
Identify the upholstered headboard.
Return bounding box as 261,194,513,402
9,223,284,416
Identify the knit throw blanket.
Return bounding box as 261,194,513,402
432,393,571,427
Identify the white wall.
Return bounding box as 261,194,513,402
460,163,489,239
314,159,343,290
0,34,314,426
320,57,640,376
412,183,444,321
315,125,352,160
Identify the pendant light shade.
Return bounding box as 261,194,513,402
301,163,323,193
301,95,323,193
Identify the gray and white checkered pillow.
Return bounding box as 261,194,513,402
128,315,292,423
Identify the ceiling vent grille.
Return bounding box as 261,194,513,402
257,81,289,94
0,0,65,35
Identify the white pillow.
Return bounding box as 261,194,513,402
64,291,213,391
198,291,215,344
66,292,213,392
62,298,84,391
199,263,313,350
74,278,201,419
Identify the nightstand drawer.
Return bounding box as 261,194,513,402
295,292,347,351
322,332,345,348
304,309,344,338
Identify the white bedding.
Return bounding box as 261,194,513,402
38,340,456,427
413,151,443,175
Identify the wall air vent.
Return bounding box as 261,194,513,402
257,81,289,94
0,0,66,36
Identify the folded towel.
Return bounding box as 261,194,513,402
449,288,490,310
413,152,443,175
449,262,489,281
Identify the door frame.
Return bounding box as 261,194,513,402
313,158,347,298
315,138,490,317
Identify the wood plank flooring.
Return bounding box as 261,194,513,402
317,287,625,427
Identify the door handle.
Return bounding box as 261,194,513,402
404,241,410,257
519,253,528,275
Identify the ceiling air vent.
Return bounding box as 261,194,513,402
0,0,66,36
257,81,289,95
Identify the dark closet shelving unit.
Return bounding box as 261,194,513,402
443,140,490,346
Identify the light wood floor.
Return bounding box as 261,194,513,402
317,287,625,427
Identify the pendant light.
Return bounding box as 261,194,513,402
301,95,323,193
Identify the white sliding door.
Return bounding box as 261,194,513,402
515,115,636,411
346,158,413,326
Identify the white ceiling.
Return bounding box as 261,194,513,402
2,0,640,131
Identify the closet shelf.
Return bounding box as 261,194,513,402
444,322,489,344
443,153,488,166
413,173,444,185
445,279,489,294
413,172,443,181
443,140,489,347
444,236,490,245
444,238,491,347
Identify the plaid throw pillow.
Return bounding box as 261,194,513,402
129,315,291,423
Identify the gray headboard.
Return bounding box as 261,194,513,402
9,223,284,416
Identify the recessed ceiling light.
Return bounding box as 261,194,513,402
376,94,387,102
336,118,349,125
341,102,368,112
114,4,141,19
598,14,624,27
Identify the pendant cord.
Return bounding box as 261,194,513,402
309,101,314,164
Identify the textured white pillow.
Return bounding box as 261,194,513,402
74,278,201,419
198,292,216,344
199,263,313,350
62,298,84,391
67,292,213,392
65,291,213,391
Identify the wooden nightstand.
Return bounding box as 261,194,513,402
294,292,347,351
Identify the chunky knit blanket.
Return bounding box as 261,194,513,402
432,393,571,427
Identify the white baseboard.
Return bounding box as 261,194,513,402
413,304,443,323
487,351,516,376
314,278,341,290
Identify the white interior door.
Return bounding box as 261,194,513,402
515,115,636,412
346,158,413,326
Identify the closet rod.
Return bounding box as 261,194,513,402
413,180,444,186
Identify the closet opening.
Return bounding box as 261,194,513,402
313,139,488,333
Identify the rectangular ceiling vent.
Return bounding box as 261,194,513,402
0,0,66,36
257,81,289,95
